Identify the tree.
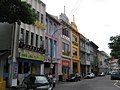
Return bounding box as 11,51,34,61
108,34,120,65
0,0,36,24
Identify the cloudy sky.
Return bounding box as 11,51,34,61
42,0,120,55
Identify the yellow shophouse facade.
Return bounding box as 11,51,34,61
71,21,80,74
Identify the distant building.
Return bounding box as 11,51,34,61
59,13,72,81
45,12,61,80
71,17,80,74
89,41,99,75
98,51,109,74
109,59,119,70
80,34,90,77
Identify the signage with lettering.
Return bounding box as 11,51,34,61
19,49,44,61
62,35,70,42
62,60,70,66
35,20,46,30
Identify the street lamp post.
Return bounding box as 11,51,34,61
50,27,67,76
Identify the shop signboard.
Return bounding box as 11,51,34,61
19,49,44,61
62,60,70,66
35,20,46,30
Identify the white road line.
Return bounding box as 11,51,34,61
114,80,120,89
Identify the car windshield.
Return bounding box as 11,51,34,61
111,71,119,74
35,76,49,84
70,74,75,77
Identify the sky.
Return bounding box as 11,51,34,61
42,0,120,55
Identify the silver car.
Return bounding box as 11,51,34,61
85,73,95,79
22,74,54,90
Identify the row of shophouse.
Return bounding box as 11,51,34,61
0,0,110,87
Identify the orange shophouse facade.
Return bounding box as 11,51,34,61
71,21,80,74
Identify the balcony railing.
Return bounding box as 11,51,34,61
62,52,70,56
72,41,78,46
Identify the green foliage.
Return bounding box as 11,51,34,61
108,34,120,64
0,0,36,24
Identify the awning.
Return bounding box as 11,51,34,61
17,58,44,64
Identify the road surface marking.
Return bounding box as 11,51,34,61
114,80,120,89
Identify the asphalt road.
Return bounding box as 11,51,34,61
54,75,120,90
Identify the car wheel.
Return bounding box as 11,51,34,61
22,81,28,90
79,78,81,81
111,77,113,80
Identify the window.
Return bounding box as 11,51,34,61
49,21,52,34
45,19,48,33
53,24,57,37
73,50,77,56
40,36,43,41
73,35,77,42
20,28,24,42
40,36,43,48
25,30,29,44
62,28,69,37
66,30,68,36
50,39,52,56
31,32,34,46
62,42,65,52
62,42,69,53
33,8,35,13
45,37,48,54
36,34,38,47
53,41,57,57
66,44,69,52
41,14,43,23
80,52,85,59
36,11,39,21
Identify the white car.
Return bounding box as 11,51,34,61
90,73,95,78
85,73,95,79
99,72,105,76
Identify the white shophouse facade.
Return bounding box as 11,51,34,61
17,0,46,86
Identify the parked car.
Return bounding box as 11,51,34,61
98,72,105,76
111,70,120,80
84,73,95,79
22,74,54,90
66,74,81,82
108,71,112,75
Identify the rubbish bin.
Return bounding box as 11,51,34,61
0,82,2,90
63,74,67,80
0,76,6,90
